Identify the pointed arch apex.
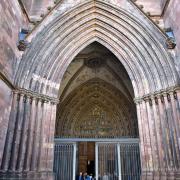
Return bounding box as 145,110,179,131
16,0,178,99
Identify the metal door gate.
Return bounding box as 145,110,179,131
53,142,77,180
53,139,141,180
96,141,141,180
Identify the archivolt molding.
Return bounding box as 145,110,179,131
15,0,179,98
26,0,167,41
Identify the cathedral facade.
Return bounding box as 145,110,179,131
0,0,180,179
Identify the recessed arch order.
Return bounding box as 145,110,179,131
15,0,179,98
2,1,180,178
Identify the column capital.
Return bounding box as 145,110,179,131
134,85,180,104
12,88,59,105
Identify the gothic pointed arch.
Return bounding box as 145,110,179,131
15,0,179,99
1,1,180,179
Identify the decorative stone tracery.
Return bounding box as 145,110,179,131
56,79,138,138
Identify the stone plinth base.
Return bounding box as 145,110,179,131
141,171,180,180
0,171,54,180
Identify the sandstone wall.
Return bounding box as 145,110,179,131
21,0,33,14
164,0,180,50
21,0,55,21
0,0,28,166
160,0,168,9
163,0,180,74
0,80,12,166
0,0,28,81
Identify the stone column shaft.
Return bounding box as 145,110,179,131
30,99,43,171
24,97,36,171
0,88,58,180
156,97,167,171
141,101,153,172
136,89,180,179
151,98,164,172
1,92,18,171
145,100,159,172
136,103,147,172
169,93,180,169
176,91,180,134
37,100,47,171
40,102,52,170
46,103,57,171
9,94,25,171
16,96,31,171
164,95,177,170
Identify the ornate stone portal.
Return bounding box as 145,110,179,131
56,43,138,139
1,0,180,179
54,43,140,179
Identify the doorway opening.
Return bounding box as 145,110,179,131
54,42,140,179
78,142,95,177
53,139,140,180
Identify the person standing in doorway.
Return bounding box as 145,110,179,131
89,174,94,180
102,173,109,180
76,172,83,180
83,172,91,180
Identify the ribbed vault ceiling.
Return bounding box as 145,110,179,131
59,42,134,101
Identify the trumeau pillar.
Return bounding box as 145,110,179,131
0,88,58,180
135,87,180,179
